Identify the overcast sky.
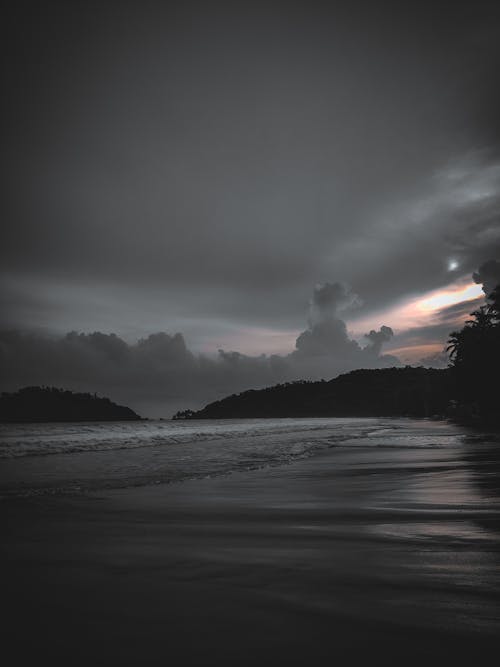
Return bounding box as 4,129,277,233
2,1,500,415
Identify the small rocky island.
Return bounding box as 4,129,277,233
0,386,142,422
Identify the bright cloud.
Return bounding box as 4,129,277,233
349,279,484,336
417,283,483,313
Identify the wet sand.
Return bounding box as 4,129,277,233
2,426,500,666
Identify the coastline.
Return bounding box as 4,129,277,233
2,424,500,666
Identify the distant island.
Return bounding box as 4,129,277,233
173,366,451,420
0,387,142,423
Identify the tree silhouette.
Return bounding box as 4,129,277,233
487,285,500,321
447,284,500,420
0,387,142,422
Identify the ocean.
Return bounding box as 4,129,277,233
0,416,496,499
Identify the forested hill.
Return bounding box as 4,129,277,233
173,367,451,420
0,387,142,422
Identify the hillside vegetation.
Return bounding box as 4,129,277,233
173,367,451,419
0,386,142,422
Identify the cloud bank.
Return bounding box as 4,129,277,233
0,283,398,416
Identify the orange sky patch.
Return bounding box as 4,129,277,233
350,279,484,336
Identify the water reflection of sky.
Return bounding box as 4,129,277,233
370,433,500,523
369,520,494,542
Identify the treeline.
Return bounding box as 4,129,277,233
0,386,142,422
173,366,452,419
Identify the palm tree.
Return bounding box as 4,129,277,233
446,282,500,420
487,285,500,322
465,305,493,330
446,330,462,361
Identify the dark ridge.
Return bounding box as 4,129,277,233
173,367,452,420
0,386,142,423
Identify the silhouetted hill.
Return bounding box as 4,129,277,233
173,367,451,419
0,387,142,422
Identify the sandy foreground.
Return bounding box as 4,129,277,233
2,428,500,666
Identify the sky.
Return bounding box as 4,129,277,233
2,1,500,415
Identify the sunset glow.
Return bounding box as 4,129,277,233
417,283,483,312
386,343,444,363
350,280,485,339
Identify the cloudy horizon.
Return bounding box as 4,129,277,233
1,265,497,417
2,1,500,414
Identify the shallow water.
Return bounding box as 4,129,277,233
0,417,491,498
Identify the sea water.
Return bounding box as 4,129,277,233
1,417,495,498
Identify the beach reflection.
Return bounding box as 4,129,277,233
361,428,500,635
370,520,494,542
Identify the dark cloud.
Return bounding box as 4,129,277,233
330,156,500,318
2,1,500,343
473,259,500,297
364,326,394,357
292,282,396,367
0,283,398,416
294,282,361,359
309,283,361,324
